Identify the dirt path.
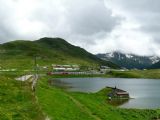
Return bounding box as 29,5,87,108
31,74,38,91
66,94,102,120
16,74,39,91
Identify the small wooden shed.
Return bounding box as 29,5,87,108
107,87,129,99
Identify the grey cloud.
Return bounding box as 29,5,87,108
105,0,160,56
0,0,121,50
0,24,16,43
0,0,159,56
112,0,160,13
0,0,23,42
66,0,120,36
29,0,121,45
111,0,160,36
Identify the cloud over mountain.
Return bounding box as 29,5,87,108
0,0,160,56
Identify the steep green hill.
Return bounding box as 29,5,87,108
0,37,119,69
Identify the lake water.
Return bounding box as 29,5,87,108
53,78,160,109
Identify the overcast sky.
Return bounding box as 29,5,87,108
0,0,160,56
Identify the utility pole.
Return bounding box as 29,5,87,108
34,56,37,74
0,50,3,70
33,55,39,92
34,55,39,75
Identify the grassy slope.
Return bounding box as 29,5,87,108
36,76,93,120
0,72,44,120
108,69,160,79
36,76,160,120
0,37,119,69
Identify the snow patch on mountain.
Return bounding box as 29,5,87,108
149,56,160,64
96,51,160,69
126,54,133,58
105,53,114,58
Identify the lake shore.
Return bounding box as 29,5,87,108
36,76,160,120
49,69,160,79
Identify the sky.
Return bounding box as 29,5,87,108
0,0,160,56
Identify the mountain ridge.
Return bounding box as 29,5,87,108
0,37,119,69
149,61,160,69
96,51,160,69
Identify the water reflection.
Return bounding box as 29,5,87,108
49,79,72,89
107,99,129,106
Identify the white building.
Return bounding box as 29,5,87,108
52,64,80,71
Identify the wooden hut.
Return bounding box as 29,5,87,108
107,87,129,99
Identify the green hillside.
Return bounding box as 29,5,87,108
0,72,44,119
0,37,119,69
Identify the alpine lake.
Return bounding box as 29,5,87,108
52,77,160,109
